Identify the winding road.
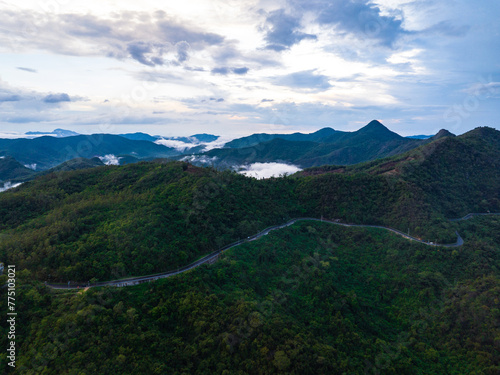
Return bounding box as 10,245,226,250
45,213,500,290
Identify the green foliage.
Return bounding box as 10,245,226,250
1,218,499,374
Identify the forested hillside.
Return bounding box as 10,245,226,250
0,126,498,374
1,217,499,374
203,121,434,168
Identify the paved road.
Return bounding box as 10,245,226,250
46,213,497,289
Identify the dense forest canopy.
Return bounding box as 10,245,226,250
0,126,498,374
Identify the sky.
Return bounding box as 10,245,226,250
0,0,499,138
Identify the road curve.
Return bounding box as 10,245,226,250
45,213,497,290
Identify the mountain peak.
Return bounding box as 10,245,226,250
361,120,391,132
357,120,401,139
431,129,455,140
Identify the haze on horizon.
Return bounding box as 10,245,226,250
0,0,499,138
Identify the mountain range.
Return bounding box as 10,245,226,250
0,122,464,187
202,120,455,168
0,124,498,374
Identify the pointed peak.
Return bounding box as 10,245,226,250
360,120,391,132
367,119,384,127
431,129,455,140
353,120,402,141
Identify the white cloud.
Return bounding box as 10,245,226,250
0,182,22,193
24,163,37,170
99,154,121,165
155,139,198,152
181,155,218,165
238,162,301,179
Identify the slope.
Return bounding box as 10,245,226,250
0,156,36,182
204,120,428,168
2,216,499,374
0,134,178,170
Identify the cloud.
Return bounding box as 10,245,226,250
0,94,22,102
261,99,274,102
127,42,165,67
16,67,37,73
209,97,225,102
232,67,249,75
423,21,470,38
155,139,198,152
0,10,225,67
239,162,302,179
176,41,190,63
43,93,71,103
182,155,218,165
463,82,500,98
211,67,230,75
99,154,121,166
0,182,22,193
263,9,317,51
273,70,332,91
289,0,406,47
211,66,249,75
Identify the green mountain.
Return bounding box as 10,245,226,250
0,134,178,170
42,157,105,173
224,127,338,148
203,120,442,168
0,126,498,374
0,156,36,183
306,126,499,218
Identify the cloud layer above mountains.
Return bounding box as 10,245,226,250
0,0,498,137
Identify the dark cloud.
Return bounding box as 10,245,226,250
209,97,224,102
273,70,332,91
211,66,249,75
261,99,274,102
127,42,165,67
43,93,71,103
289,0,406,47
211,67,230,75
0,94,22,102
232,67,249,75
263,9,317,51
176,41,190,62
0,10,225,67
157,22,224,46
16,67,37,73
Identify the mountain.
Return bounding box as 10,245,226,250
203,120,430,168
0,134,178,170
186,133,219,143
25,128,80,137
224,127,337,148
118,132,160,142
406,134,433,139
0,156,36,182
0,127,499,374
301,126,499,218
43,157,105,173
430,129,455,140
1,127,497,282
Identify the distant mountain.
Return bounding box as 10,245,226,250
406,135,433,139
430,129,455,140
0,156,36,182
0,134,178,170
44,157,105,173
119,132,160,142
25,128,80,137
186,133,219,143
203,120,437,168
224,127,337,148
